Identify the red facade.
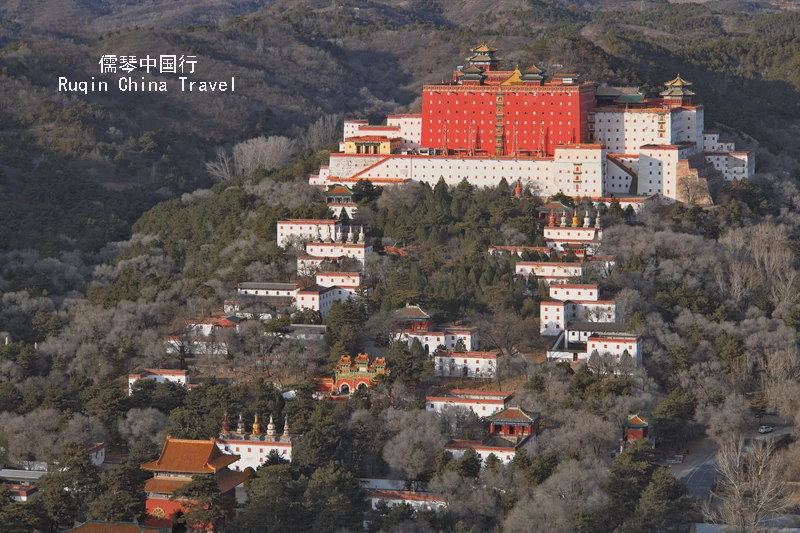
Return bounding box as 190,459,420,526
421,84,595,156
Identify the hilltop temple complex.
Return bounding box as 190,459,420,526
310,43,753,205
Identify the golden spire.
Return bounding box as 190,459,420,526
572,209,579,228
252,415,260,436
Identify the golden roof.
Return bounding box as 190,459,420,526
500,66,523,86
141,437,239,474
664,74,692,87
471,42,497,53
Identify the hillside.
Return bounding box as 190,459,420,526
0,0,800,257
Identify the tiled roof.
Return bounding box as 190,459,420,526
238,282,300,290
436,351,499,360
471,42,497,53
368,490,446,502
664,74,692,87
487,406,540,424
64,522,165,533
326,185,353,195
624,414,649,428
130,369,188,379
217,469,252,493
278,219,339,225
461,64,485,74
141,437,239,474
144,469,250,495
394,305,432,320
144,477,190,494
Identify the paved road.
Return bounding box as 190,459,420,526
675,450,717,500
668,426,793,501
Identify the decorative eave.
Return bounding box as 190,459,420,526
663,73,692,87
623,414,650,429
470,42,498,53
660,87,695,97
487,406,540,424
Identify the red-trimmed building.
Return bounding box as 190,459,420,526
163,316,246,356
434,350,500,379
426,389,513,417
393,305,480,353
326,184,359,219
216,414,299,470
623,414,650,442
421,42,595,156
277,219,341,248
128,369,190,396
445,406,540,465
311,46,754,204
367,490,447,513
4,484,39,502
141,437,251,530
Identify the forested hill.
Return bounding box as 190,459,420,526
1,0,800,258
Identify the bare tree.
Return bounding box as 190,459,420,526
233,135,297,177
694,394,753,445
705,436,789,533
503,459,609,533
536,409,617,461
382,409,448,482
118,408,170,446
205,149,235,182
677,175,707,205
299,113,344,153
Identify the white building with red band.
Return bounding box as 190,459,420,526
434,350,499,379
426,390,513,417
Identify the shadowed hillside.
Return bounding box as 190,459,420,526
1,0,799,255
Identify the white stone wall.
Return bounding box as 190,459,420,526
605,157,635,194
540,302,565,335
393,329,479,353
217,440,293,471
277,220,341,248
343,119,369,140
328,154,385,179
543,227,598,243
368,494,446,513
305,242,372,261
434,354,496,378
387,115,422,150
128,372,188,395
327,147,606,198
515,262,583,280
549,285,598,302
426,399,507,417
593,110,672,153
315,272,362,288
237,286,298,298
587,336,641,364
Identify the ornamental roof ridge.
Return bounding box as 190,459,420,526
471,42,498,53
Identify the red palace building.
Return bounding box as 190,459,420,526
421,42,596,157
141,437,251,531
